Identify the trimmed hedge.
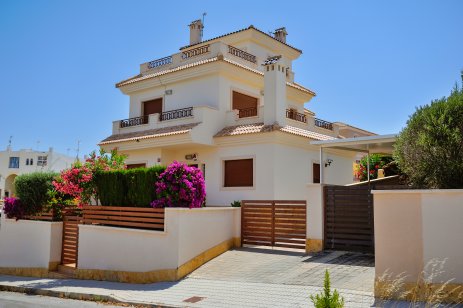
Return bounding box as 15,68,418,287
95,166,166,207
14,172,57,215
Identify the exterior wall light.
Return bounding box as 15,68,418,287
325,159,333,167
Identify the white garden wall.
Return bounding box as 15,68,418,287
0,218,62,269
77,207,240,274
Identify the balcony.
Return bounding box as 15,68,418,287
112,106,218,135
140,41,260,75
286,109,307,123
314,118,333,130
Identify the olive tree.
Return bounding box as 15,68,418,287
394,83,463,189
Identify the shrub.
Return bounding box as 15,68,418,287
356,154,396,182
14,172,57,215
394,84,463,188
95,165,166,207
151,161,206,208
3,197,25,220
231,200,241,207
54,149,126,205
310,270,344,308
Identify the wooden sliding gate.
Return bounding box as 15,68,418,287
324,185,374,253
241,200,306,250
61,208,82,266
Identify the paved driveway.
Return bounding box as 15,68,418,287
188,247,375,293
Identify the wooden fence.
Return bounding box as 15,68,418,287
82,206,165,230
241,200,306,250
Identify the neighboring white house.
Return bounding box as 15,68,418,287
99,21,373,206
0,146,75,198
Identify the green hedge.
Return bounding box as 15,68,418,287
95,166,166,207
14,172,57,215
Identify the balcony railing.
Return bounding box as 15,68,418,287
286,109,307,123
147,56,173,69
182,45,210,60
238,107,258,118
160,107,193,121
120,115,149,128
228,46,257,64
314,118,334,130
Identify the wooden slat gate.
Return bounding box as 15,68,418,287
61,208,82,266
324,185,374,253
241,200,306,250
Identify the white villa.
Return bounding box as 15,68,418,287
100,21,374,206
0,146,75,198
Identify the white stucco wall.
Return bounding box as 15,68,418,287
306,184,324,241
77,207,239,273
373,189,463,284
0,219,62,268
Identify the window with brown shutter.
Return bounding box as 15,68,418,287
232,91,258,110
143,98,163,116
313,163,320,183
224,159,253,187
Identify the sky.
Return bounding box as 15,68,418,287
1,0,462,158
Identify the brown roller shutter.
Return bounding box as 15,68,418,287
143,98,163,116
232,92,258,110
126,163,146,169
224,159,253,187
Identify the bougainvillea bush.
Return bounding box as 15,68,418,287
3,197,25,220
53,149,126,206
355,154,395,182
151,161,206,208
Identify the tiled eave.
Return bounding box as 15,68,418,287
99,123,201,145
214,123,335,141
116,57,316,96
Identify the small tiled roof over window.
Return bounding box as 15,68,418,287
99,123,200,145
214,123,335,141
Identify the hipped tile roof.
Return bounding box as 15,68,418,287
214,123,335,141
99,123,200,145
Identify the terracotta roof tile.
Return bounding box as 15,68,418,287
263,55,282,65
179,25,302,53
214,123,335,141
116,56,316,96
99,123,200,145
116,57,219,88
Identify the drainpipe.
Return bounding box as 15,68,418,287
366,144,370,185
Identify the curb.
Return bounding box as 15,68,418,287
0,284,181,308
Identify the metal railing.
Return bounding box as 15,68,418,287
238,107,258,118
120,115,149,128
228,46,257,64
182,45,210,59
315,118,333,130
160,107,193,121
286,109,307,123
147,56,173,69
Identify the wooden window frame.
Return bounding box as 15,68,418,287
312,162,321,184
221,156,256,190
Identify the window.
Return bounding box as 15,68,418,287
224,159,253,187
37,156,47,167
232,91,258,118
9,157,19,168
30,158,33,165
126,163,146,169
143,98,163,116
26,158,30,165
313,163,320,184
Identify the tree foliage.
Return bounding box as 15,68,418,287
394,84,463,189
14,172,57,215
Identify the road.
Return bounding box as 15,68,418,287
0,291,123,308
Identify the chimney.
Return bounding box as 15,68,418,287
189,19,203,45
274,27,287,43
263,56,287,125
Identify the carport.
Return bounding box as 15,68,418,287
310,134,397,252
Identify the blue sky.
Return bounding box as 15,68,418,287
1,0,462,157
